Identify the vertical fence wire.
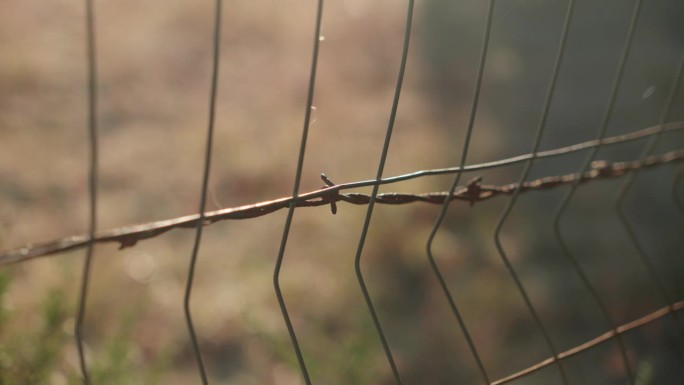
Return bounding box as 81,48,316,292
183,1,223,384
272,1,324,384
352,1,414,384
424,1,495,383
22,1,684,384
551,0,643,381
491,1,577,384
74,0,98,383
613,53,684,357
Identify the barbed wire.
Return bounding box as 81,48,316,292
1,147,681,266
3,0,683,383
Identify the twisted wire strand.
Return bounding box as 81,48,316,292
552,0,643,383
613,53,684,359
492,1,576,383
74,0,98,382
353,1,414,383
4,3,682,385
1,119,680,259
424,1,495,382
1,148,682,266
183,1,223,383
272,2,324,384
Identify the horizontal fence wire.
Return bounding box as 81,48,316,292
1,145,682,266
6,150,681,384
490,301,684,385
3,1,684,384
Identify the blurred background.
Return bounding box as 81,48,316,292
1,0,683,384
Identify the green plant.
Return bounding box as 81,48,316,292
0,272,169,385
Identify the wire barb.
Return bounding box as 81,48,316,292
321,173,338,214
3,0,682,383
464,176,483,207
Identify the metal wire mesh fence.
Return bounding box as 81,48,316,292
1,0,683,384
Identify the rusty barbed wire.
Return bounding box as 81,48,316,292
0,148,682,265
